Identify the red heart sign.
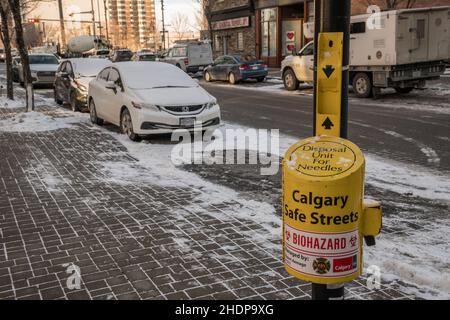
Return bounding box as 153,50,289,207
287,44,295,52
287,32,295,40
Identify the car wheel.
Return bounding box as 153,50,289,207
257,77,266,83
89,99,104,125
70,91,80,112
352,73,372,98
283,69,299,91
120,108,141,142
204,71,212,82
395,87,414,94
228,72,237,85
54,89,63,105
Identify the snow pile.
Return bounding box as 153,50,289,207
0,96,24,109
24,162,70,193
0,110,88,132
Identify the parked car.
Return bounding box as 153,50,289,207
18,53,59,87
92,49,111,59
54,58,112,111
204,55,268,84
12,56,21,82
132,52,156,61
0,48,5,62
161,41,213,74
87,62,221,141
111,49,133,62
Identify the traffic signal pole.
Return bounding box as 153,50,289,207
282,0,381,302
312,0,351,300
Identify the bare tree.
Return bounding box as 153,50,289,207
194,0,212,36
171,12,190,41
8,0,34,111
0,0,13,99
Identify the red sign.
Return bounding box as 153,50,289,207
211,17,250,30
27,18,40,23
333,256,357,273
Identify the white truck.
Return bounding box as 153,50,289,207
161,41,213,74
281,6,450,98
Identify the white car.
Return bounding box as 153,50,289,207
18,53,60,86
87,62,221,141
281,41,314,91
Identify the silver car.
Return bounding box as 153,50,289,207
18,53,59,87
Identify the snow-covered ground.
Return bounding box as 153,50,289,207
1,89,449,299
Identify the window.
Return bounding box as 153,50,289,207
58,62,66,73
172,47,187,57
261,8,277,57
65,62,73,76
214,57,225,65
237,32,244,51
98,68,110,81
214,35,221,51
108,69,121,86
350,22,366,34
416,19,425,39
300,42,314,56
224,57,235,65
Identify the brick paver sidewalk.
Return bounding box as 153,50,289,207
0,103,414,300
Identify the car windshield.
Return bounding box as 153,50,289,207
139,55,155,61
117,51,132,56
29,55,59,65
73,60,111,77
119,62,197,90
97,50,110,55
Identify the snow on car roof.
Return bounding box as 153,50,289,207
114,62,198,89
67,58,112,77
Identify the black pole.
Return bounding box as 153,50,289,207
311,0,351,300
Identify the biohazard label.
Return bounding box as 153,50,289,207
284,224,359,278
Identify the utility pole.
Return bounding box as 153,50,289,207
91,0,96,38
161,0,166,50
311,0,351,300
97,0,102,38
103,0,109,43
57,0,66,50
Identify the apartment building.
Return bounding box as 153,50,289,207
108,0,157,50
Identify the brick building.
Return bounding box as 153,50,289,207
209,0,257,58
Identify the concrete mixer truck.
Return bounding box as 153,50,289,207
66,35,111,57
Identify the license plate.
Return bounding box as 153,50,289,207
180,117,196,127
198,66,204,71
252,66,258,70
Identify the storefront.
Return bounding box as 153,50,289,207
255,0,307,67
209,2,256,59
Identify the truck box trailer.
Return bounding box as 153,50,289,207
281,6,450,97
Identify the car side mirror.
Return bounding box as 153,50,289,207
105,81,117,93
60,72,70,79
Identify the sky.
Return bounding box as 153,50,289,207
31,0,200,32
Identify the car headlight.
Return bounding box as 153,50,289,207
74,81,87,92
131,101,161,111
205,101,217,109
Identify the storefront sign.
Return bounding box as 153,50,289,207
212,17,250,30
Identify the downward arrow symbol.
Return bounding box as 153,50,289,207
322,65,335,78
322,117,334,130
